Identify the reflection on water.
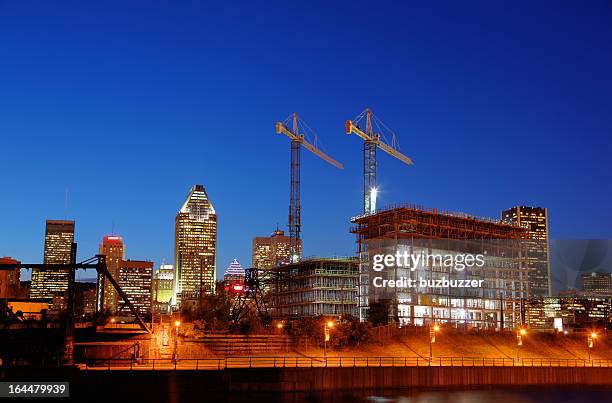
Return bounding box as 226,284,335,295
204,387,612,403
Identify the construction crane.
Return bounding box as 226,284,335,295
276,113,343,263
346,108,413,214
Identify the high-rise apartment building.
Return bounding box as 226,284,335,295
0,257,20,299
501,206,551,297
252,229,299,270
118,260,153,316
99,235,125,313
31,220,75,299
174,185,217,303
581,272,612,298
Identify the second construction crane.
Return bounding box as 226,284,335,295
346,108,413,214
276,113,343,263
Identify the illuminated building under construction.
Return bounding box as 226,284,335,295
351,204,531,329
270,257,359,319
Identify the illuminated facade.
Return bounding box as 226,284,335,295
223,259,245,284
581,272,612,298
252,229,299,270
99,235,125,313
174,185,217,304
152,264,174,314
118,260,153,315
271,257,359,318
352,205,530,329
501,206,551,297
0,257,20,299
31,220,75,300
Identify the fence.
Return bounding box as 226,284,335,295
80,356,612,371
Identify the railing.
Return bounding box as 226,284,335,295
79,356,612,371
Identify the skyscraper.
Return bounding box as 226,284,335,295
252,229,298,271
99,235,125,313
31,220,75,299
174,185,217,304
118,260,153,316
501,206,551,297
223,259,245,284
152,264,174,314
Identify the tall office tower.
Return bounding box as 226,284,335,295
152,264,174,313
174,185,217,304
581,272,612,298
252,229,299,270
0,257,21,299
223,259,245,284
31,220,75,299
99,236,125,313
118,260,153,316
501,206,551,297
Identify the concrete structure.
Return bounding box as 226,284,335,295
581,272,612,298
118,260,153,316
31,220,75,299
174,185,217,304
99,235,125,313
502,206,551,297
271,257,359,318
351,204,530,329
0,257,20,299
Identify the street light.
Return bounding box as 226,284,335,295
173,320,181,364
110,317,116,329
588,332,597,361
324,320,334,364
429,323,439,363
516,328,527,360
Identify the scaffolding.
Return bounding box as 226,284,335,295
351,205,531,329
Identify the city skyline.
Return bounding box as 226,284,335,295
2,2,612,280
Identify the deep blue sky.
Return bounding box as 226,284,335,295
1,1,611,281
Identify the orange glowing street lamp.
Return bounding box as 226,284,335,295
588,332,597,361
516,328,527,360
429,323,440,363
324,320,335,362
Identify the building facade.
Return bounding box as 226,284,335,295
252,229,298,270
0,257,20,299
174,184,217,304
223,259,245,284
352,205,530,329
501,206,551,297
581,272,612,298
99,235,125,313
31,220,75,299
118,260,153,316
270,257,359,318
152,264,174,314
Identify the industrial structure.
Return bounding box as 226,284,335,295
502,206,551,297
276,113,343,263
31,220,75,299
346,109,413,214
174,184,217,305
351,204,531,329
270,257,359,319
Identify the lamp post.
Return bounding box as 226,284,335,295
588,332,597,361
324,320,334,364
516,328,526,360
429,323,440,364
110,317,116,329
173,320,181,364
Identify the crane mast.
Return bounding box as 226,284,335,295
346,108,413,214
276,113,343,263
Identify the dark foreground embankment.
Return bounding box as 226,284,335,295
3,366,612,399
